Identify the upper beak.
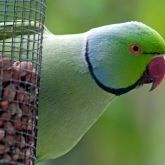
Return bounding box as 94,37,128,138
139,55,165,91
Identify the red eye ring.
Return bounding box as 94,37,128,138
129,43,142,55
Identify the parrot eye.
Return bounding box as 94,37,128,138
129,43,142,55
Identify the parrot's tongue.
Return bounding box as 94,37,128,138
139,55,165,91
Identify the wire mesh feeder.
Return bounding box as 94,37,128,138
0,0,46,164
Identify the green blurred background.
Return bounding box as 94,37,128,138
39,0,165,165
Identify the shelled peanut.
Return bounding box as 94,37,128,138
0,56,38,164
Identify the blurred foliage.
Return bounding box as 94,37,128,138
39,0,165,165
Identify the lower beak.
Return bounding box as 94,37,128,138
139,55,165,91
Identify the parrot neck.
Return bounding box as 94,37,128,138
38,32,115,161
43,31,93,78
46,32,89,73
43,31,116,99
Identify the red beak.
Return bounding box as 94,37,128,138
139,55,165,91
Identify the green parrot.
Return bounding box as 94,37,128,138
0,21,165,163
37,21,165,162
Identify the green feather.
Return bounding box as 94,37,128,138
0,21,40,40
37,33,114,161
0,21,165,163
87,22,165,89
37,22,165,161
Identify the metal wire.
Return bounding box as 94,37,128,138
0,0,46,164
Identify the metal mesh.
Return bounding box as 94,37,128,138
0,0,46,164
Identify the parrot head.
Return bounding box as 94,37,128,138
86,22,165,95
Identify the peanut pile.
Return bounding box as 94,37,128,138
0,56,38,164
